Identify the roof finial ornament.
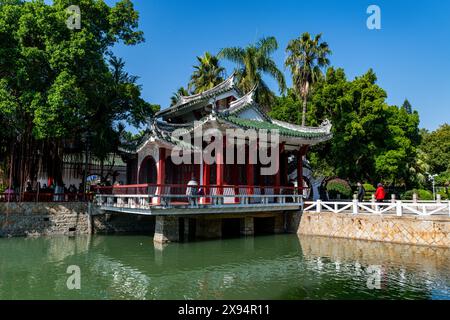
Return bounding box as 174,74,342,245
149,117,157,134
321,119,331,127
211,96,218,115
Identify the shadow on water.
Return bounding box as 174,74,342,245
0,234,449,299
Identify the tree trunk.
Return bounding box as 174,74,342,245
301,96,307,126
301,81,310,126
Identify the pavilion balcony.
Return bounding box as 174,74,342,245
93,184,307,215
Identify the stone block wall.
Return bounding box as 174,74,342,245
196,218,222,239
0,202,91,237
0,203,154,238
299,211,450,247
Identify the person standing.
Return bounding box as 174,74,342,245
357,182,366,202
186,175,198,207
375,183,386,202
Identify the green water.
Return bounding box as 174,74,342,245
0,234,449,300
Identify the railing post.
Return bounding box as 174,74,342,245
316,199,322,213
413,193,418,203
448,200,450,217
396,200,403,216
391,194,396,203
436,194,441,204
352,194,358,215
371,194,375,210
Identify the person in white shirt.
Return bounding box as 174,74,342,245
186,175,198,206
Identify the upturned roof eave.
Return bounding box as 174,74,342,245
155,73,238,119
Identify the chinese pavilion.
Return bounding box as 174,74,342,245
123,74,332,201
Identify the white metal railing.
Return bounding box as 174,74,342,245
95,193,304,210
304,199,450,216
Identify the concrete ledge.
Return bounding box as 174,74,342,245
299,211,450,248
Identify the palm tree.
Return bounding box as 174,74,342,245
285,32,331,126
170,87,189,106
218,36,286,111
188,52,225,94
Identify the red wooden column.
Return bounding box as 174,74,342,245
154,147,166,205
297,145,309,195
201,159,210,204
274,143,285,195
246,144,255,196
216,138,224,194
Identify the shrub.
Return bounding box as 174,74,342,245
401,189,434,200
326,178,352,199
0,184,6,193
438,189,449,200
363,183,376,193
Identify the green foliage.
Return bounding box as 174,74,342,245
436,171,450,186
271,67,421,187
363,183,376,193
269,89,302,125
170,87,189,106
402,99,412,114
219,36,286,111
188,52,225,94
326,178,352,198
401,189,433,200
420,124,450,175
438,189,449,200
285,32,331,125
0,0,153,186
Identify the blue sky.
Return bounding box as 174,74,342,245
108,1,448,130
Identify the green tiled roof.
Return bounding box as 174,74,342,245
223,116,330,139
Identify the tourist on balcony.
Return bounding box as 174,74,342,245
357,182,366,202
186,176,198,206
25,181,33,193
375,183,386,202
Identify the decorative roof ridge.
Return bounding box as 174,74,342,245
178,72,236,103
219,115,333,140
227,85,257,112
156,72,238,118
271,119,332,134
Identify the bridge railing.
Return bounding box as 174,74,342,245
304,199,450,216
94,184,308,209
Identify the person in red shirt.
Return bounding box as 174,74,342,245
375,183,386,202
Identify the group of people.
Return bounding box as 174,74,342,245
357,182,386,202
184,175,388,205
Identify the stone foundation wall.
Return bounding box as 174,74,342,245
93,212,154,235
196,218,222,239
0,202,91,237
299,211,450,247
0,203,154,238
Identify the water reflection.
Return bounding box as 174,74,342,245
0,234,448,300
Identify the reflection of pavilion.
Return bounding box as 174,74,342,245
96,75,332,242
